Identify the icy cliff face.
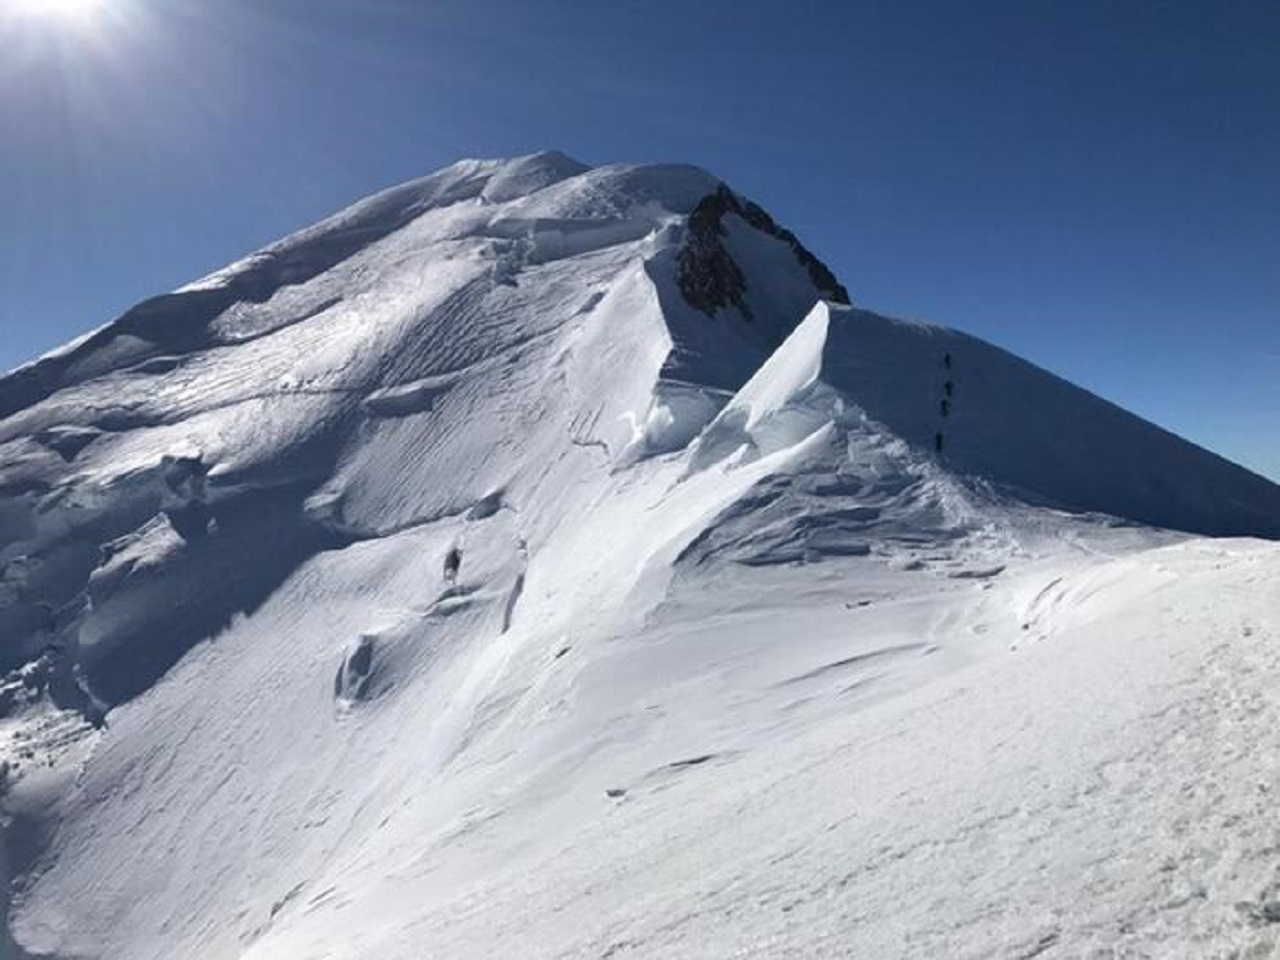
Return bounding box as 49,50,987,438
1,153,1278,960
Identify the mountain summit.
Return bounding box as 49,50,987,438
1,154,1278,959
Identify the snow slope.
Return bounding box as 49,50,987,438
0,152,1277,959
692,301,1280,538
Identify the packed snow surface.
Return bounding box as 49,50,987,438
1,152,1278,959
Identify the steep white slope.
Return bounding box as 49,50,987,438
0,154,1277,960
219,539,1276,960
388,540,1280,960
694,302,1280,539
0,152,840,708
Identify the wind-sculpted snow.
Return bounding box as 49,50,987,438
0,152,831,713
782,303,1280,538
1,153,1278,960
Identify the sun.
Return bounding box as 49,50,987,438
11,0,107,22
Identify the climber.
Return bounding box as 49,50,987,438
940,398,951,417
943,352,952,369
934,432,944,454
944,380,954,397
443,545,462,583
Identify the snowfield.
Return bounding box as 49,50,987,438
0,152,1277,959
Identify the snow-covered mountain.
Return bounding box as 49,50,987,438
1,152,1277,960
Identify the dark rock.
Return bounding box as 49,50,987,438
677,184,850,321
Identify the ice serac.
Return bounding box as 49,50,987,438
1,153,1279,960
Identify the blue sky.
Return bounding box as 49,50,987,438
2,0,1276,478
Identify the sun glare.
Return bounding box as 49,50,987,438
11,0,107,23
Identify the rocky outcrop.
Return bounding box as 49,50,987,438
677,184,850,321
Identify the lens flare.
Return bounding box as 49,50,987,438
12,0,107,20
